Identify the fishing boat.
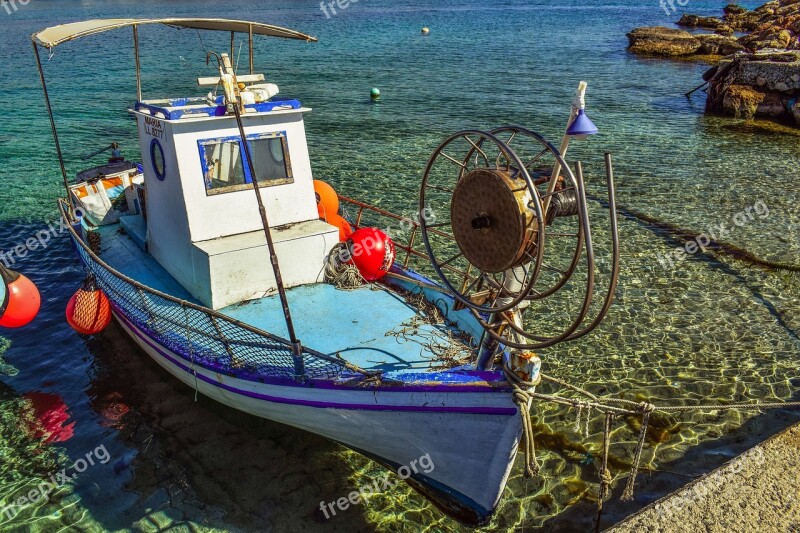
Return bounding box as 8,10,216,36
30,19,620,526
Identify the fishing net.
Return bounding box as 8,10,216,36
68,224,356,382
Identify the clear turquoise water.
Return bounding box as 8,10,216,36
1,0,799,531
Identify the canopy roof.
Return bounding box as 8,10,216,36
32,18,317,48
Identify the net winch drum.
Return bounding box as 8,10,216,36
419,126,621,350
419,129,546,315
450,167,538,274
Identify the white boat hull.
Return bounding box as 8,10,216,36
114,309,522,525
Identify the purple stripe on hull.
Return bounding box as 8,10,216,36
115,310,518,416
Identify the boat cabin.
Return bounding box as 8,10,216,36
127,82,339,309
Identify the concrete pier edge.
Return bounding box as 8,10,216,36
608,422,800,532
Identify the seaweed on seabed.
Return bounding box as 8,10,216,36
0,338,17,377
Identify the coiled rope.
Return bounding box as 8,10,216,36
324,242,366,290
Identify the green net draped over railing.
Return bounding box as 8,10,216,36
63,205,352,383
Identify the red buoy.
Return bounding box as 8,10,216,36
66,277,112,335
347,228,396,281
0,265,41,328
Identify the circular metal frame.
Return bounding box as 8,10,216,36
489,126,584,301
419,129,546,314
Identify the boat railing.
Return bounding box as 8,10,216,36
58,199,359,384
339,195,470,282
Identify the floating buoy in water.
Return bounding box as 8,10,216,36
328,213,354,242
348,228,395,281
0,265,41,328
370,88,381,101
313,180,340,220
66,276,112,335
421,27,430,35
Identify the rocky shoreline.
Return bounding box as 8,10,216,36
627,1,800,126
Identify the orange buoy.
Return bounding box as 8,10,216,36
66,277,112,335
314,180,340,220
328,213,354,242
0,265,41,328
348,228,396,281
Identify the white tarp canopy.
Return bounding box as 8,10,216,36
32,18,317,48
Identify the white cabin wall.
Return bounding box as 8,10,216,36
133,107,329,308
171,111,319,243
135,117,194,290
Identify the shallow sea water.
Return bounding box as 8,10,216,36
1,0,799,531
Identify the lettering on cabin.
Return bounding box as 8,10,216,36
144,117,165,140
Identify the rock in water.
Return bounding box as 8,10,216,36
723,85,785,118
724,4,749,16
706,50,800,124
678,14,725,30
739,27,793,51
626,27,702,56
696,34,747,55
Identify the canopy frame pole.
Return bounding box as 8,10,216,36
133,25,142,101
248,24,254,74
230,31,235,59
32,42,71,205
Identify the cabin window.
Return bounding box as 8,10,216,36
198,132,293,195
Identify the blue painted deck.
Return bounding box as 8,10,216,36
221,284,462,371
97,222,473,372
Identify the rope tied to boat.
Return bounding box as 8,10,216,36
621,401,655,502
503,362,542,478
505,368,800,510
598,412,614,503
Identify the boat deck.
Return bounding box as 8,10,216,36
96,221,475,372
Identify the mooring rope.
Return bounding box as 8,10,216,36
504,362,542,477
502,365,800,513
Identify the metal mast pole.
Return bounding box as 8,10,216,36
212,52,304,378
133,25,142,101
32,42,70,203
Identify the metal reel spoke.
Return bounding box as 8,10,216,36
419,129,545,314
489,126,585,302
